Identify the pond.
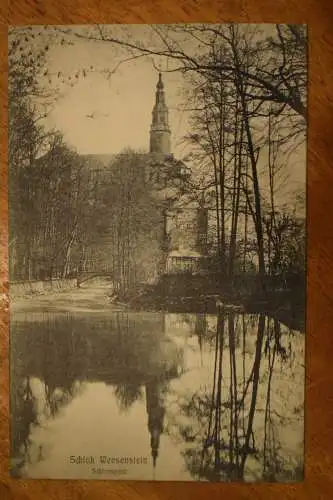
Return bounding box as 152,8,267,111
10,308,305,482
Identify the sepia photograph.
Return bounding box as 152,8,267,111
8,23,307,482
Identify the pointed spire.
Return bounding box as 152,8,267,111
157,72,163,89
150,431,160,470
145,381,165,475
149,72,171,155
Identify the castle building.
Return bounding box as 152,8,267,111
146,73,209,274
82,72,215,281
9,69,259,284
20,73,218,283
77,72,210,281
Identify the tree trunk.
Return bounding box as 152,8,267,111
230,26,266,291
228,95,243,281
62,220,78,278
218,78,226,274
243,106,266,289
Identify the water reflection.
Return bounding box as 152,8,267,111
10,310,304,481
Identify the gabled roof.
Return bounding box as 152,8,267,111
80,154,116,168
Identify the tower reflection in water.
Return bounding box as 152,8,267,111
145,379,166,470
10,310,304,482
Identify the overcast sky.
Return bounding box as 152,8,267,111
26,25,306,211
42,32,188,157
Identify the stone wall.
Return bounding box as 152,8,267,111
9,278,77,299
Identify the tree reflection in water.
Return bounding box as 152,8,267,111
165,312,304,482
11,369,84,476
10,310,304,481
11,376,39,475
10,311,185,476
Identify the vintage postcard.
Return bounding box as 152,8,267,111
8,24,307,481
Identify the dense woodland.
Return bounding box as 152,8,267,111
9,24,306,298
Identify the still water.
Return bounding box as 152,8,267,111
10,307,305,482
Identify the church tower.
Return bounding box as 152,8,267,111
149,73,171,156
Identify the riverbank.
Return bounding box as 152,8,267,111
8,276,305,332
119,284,305,333
8,278,125,315
9,278,78,299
